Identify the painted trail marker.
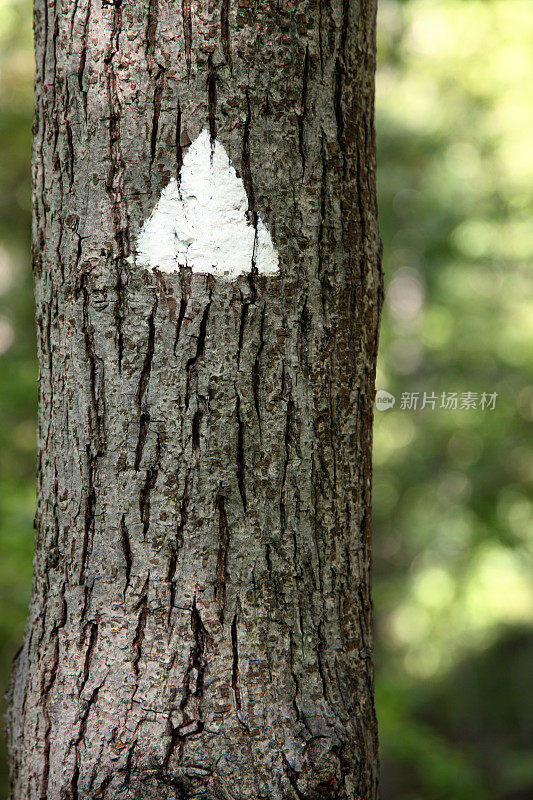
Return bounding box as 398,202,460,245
135,130,279,279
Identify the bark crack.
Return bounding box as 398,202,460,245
207,55,217,143
80,621,98,696
215,491,230,623
140,459,159,540
191,409,202,457
135,301,157,470
132,580,149,679
175,101,183,179
279,396,294,539
235,391,247,512
145,0,159,69
296,46,310,180
241,90,259,267
104,3,130,260
185,291,211,411
80,444,96,584
150,67,165,167
220,0,232,70
318,132,330,318
173,266,189,353
230,610,241,713
175,598,209,746
76,3,90,121
182,0,192,78
252,302,265,439
334,57,345,167
120,514,132,597
114,264,126,373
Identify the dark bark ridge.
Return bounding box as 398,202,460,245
7,0,382,798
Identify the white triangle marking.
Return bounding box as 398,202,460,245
135,129,279,279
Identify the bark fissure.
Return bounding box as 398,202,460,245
173,266,189,352
191,408,202,455
150,67,165,166
252,302,266,437
296,45,310,180
175,101,183,180
104,3,129,259
80,622,98,696
242,89,258,231
215,492,230,623
185,291,211,410
75,4,91,120
318,131,329,317
230,620,239,710
220,0,232,69
279,395,294,538
145,0,158,69
132,583,149,680
114,265,126,373
120,514,132,597
134,302,157,470
334,58,344,152
80,445,96,584
177,599,209,743
235,391,247,513
182,0,192,78
140,463,158,540
207,56,217,143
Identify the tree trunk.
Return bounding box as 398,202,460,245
6,0,382,798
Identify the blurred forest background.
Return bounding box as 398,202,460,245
0,0,532,797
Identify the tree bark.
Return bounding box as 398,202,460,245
6,0,382,798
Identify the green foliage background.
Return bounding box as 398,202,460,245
0,0,531,797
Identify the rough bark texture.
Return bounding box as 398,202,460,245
6,1,382,798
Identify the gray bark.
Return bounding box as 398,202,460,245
6,0,382,798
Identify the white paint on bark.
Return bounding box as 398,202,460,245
135,129,279,278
